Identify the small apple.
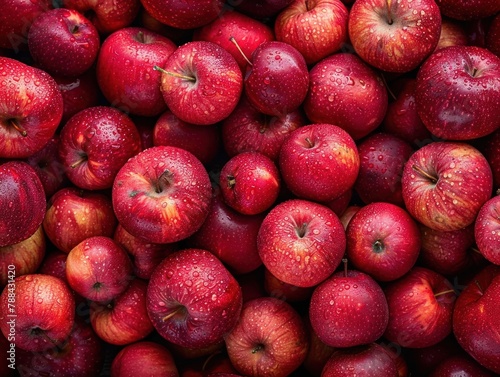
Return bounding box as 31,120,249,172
28,7,100,77
475,193,500,265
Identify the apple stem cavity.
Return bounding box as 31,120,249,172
229,36,253,66
385,0,394,25
305,137,315,148
296,223,308,238
433,289,455,298
155,169,174,193
227,175,236,189
162,305,186,322
373,240,385,253
153,65,196,82
70,155,88,169
9,118,27,137
412,164,438,184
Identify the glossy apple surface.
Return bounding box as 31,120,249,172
475,195,500,265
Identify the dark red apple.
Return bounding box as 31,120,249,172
0,57,63,159
236,0,294,19
486,13,500,57
28,8,100,77
348,0,442,73
346,202,421,282
65,236,133,303
302,315,336,377
157,41,243,126
304,53,388,140
97,27,177,117
146,248,243,349
257,199,346,287
429,354,496,377
309,269,389,348
0,161,46,247
38,248,69,283
112,146,212,244
434,0,500,21
475,194,500,265
224,296,308,377
59,105,142,191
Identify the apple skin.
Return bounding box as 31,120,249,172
453,265,500,374
38,248,69,284
222,95,306,162
0,274,75,352
0,57,63,159
43,187,118,253
415,46,500,140
434,0,500,21
383,267,457,349
97,27,177,117
401,141,493,232
346,202,421,282
474,195,500,265
224,296,308,377
321,343,399,377
348,0,442,73
236,0,294,19
257,199,346,287
244,41,309,117
435,17,468,51
274,0,349,65
0,0,52,51
309,269,389,348
429,354,496,377
302,315,336,377
110,341,179,377
16,318,104,377
59,105,142,191
279,123,360,202
112,145,212,244
153,109,221,166
354,133,414,206
147,248,242,349
194,9,275,71
140,0,224,29
0,161,46,247
304,53,388,140
90,278,154,346
0,226,45,289
28,7,100,77
62,0,141,34
188,190,265,275
482,128,500,189
486,13,500,57
158,41,243,126
65,236,133,303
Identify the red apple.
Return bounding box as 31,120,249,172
65,236,133,303
59,105,142,191
435,17,468,51
324,188,353,217
236,0,294,19
156,41,243,126
62,0,141,34
483,128,500,189
274,0,349,64
339,205,362,230
147,248,242,349
383,267,457,348
188,191,264,275
401,141,493,232
257,199,346,287
415,46,500,140
110,341,179,377
309,268,389,348
0,57,63,159
16,318,104,377
153,109,221,165
354,133,414,206
222,95,306,162
429,354,496,377
0,226,45,289
28,8,100,77
97,27,177,117
279,123,360,202
140,0,224,29
486,13,500,57
321,343,400,377
346,202,421,282
0,161,46,247
453,264,500,374
243,40,309,117
43,187,118,253
304,53,388,140
302,315,336,377
434,0,500,21
38,248,69,283
0,274,75,352
475,194,500,265
224,296,308,377
348,0,442,73
194,9,275,71
112,145,212,244
90,278,154,345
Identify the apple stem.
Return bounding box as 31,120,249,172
70,155,87,169
162,306,185,322
229,36,253,66
412,165,438,184
380,73,397,101
385,0,394,25
227,175,236,189
342,257,348,277
474,279,483,294
153,66,196,82
305,137,314,148
9,119,27,137
434,289,455,298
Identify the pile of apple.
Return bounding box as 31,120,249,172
1,0,500,376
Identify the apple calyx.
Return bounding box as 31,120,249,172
229,36,253,66
372,240,385,253
93,281,103,291
154,169,174,194
8,118,27,137
412,164,438,184
226,175,236,189
251,343,265,354
153,65,196,82
162,305,187,322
